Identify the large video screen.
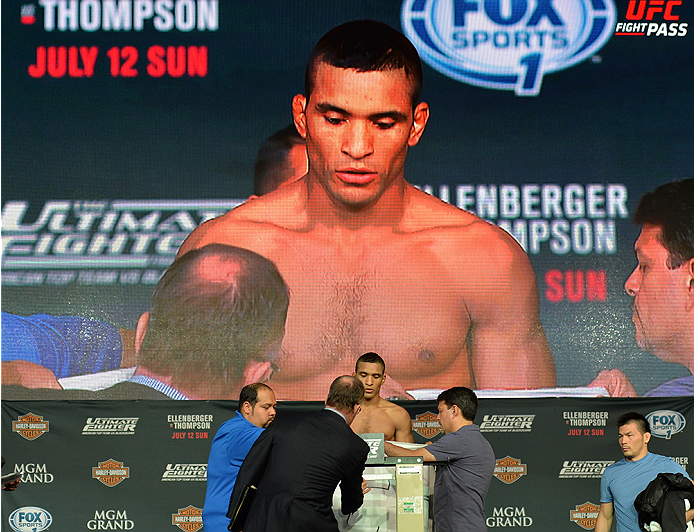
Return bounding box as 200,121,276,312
2,0,693,400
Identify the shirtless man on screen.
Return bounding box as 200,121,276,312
350,353,414,442
178,20,556,400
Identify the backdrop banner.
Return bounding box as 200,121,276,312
2,397,692,531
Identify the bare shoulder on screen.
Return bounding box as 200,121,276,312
403,185,530,271
180,181,308,256
236,180,309,228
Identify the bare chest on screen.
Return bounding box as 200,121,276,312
269,236,470,379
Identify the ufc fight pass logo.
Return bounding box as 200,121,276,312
615,0,688,36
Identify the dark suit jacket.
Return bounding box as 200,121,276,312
228,408,369,532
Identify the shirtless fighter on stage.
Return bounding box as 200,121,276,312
350,353,414,442
178,20,556,400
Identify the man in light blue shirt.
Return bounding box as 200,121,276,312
596,412,693,532
202,383,277,532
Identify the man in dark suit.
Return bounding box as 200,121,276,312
228,375,370,532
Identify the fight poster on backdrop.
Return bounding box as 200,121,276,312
2,0,693,400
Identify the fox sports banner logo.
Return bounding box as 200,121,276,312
401,0,616,95
9,507,53,532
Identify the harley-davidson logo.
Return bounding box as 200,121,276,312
92,459,130,487
172,505,203,532
493,456,527,484
570,502,600,530
12,413,49,441
412,412,441,439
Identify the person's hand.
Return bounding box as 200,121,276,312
361,478,370,495
381,376,415,400
589,369,637,397
2,478,20,491
1,361,62,389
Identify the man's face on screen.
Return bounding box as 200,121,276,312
624,224,691,363
354,362,386,400
294,63,427,208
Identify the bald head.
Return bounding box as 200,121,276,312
326,375,365,411
138,244,289,389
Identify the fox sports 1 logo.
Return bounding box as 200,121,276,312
401,0,616,95
9,507,53,532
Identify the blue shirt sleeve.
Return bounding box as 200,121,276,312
427,432,463,461
1,312,123,378
644,375,694,397
657,455,691,479
600,466,614,503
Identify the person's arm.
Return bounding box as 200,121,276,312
1,360,62,389
392,408,415,443
1,313,124,379
227,426,273,520
384,441,436,461
588,369,637,397
465,233,556,389
595,502,614,532
2,478,20,491
340,457,368,515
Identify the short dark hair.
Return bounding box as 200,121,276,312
239,382,273,407
138,244,289,390
253,125,306,196
326,375,365,411
634,178,694,269
355,352,385,373
305,20,424,106
437,387,478,422
616,412,650,434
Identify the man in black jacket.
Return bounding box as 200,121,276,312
228,375,370,532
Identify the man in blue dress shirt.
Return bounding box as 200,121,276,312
203,383,277,531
